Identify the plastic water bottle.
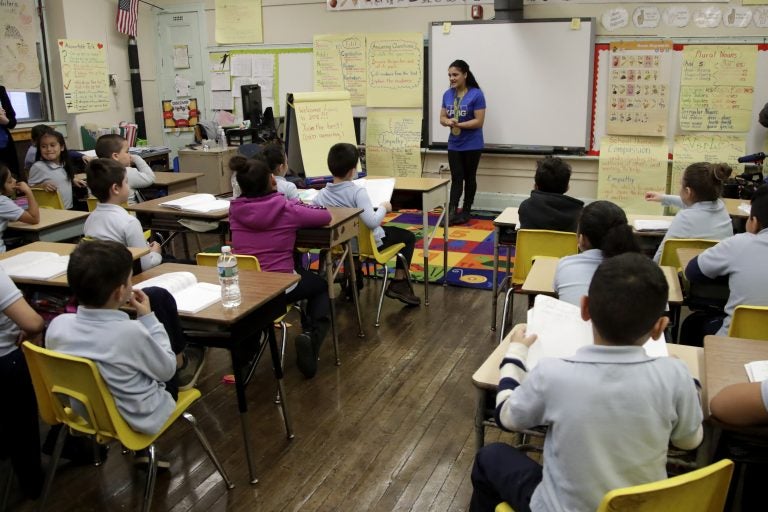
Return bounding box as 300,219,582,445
217,127,227,149
217,246,241,308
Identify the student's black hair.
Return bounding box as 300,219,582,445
261,142,286,174
534,156,572,194
86,158,126,202
0,165,12,196
750,184,768,228
588,253,668,346
94,134,127,159
327,142,359,178
68,240,133,308
578,200,640,258
30,124,52,143
35,130,75,180
682,162,732,202
229,155,272,197
449,59,481,89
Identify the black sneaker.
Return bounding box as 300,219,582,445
295,333,318,378
385,279,421,306
134,449,170,471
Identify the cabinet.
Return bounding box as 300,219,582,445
178,147,236,195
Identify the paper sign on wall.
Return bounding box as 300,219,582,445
366,33,423,108
57,39,110,114
671,135,746,192
215,0,263,44
366,109,423,177
0,0,41,90
162,98,199,128
313,34,367,106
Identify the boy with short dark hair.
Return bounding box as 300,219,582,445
84,158,162,272
518,156,584,232
46,241,177,436
471,253,703,512
95,134,155,204
314,143,420,306
685,184,768,337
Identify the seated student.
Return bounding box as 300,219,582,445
23,124,90,173
95,134,155,205
471,253,703,512
518,156,584,232
232,143,298,200
84,158,162,272
46,241,203,467
685,185,768,339
27,130,87,210
553,200,639,305
645,162,734,263
314,142,420,306
0,164,39,252
228,155,332,379
0,267,45,501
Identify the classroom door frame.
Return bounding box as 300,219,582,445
155,4,209,155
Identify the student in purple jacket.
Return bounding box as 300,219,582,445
228,155,332,379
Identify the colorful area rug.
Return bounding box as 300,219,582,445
380,210,513,290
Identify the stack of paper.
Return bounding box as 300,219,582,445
633,219,672,232
524,295,667,369
0,252,69,280
135,271,221,314
739,203,751,215
160,194,230,213
298,188,319,204
745,360,768,383
353,178,395,207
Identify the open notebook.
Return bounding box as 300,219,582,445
134,272,221,313
0,252,69,280
524,295,668,370
160,194,230,214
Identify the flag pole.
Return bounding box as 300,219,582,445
127,35,146,140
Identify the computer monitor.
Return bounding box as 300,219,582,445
241,84,262,125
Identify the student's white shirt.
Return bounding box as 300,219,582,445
274,175,299,200
0,195,24,253
654,195,733,262
84,203,162,271
28,160,73,209
553,249,603,306
0,268,23,357
696,227,768,335
125,156,155,205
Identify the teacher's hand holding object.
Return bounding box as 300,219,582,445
440,60,485,225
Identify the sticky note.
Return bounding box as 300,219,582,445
443,22,452,34
570,18,581,30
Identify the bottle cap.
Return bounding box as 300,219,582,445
221,245,231,252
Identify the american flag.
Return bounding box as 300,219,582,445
116,0,139,37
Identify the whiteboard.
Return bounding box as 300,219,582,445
428,19,596,152
592,45,768,155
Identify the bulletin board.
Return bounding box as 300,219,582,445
591,41,768,156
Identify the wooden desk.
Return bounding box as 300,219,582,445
0,242,148,287
491,207,520,332
132,263,299,484
723,198,750,219
77,172,203,196
704,336,768,415
519,257,683,305
126,192,230,257
296,207,365,362
6,209,89,243
369,176,450,306
472,336,703,449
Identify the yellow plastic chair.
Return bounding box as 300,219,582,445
356,222,411,327
495,459,734,512
728,305,768,341
596,458,734,512
196,252,295,398
499,229,578,340
30,187,65,209
21,341,234,512
86,196,130,212
659,238,718,272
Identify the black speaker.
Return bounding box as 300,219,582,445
241,84,263,125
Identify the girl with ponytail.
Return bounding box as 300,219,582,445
554,200,640,305
439,59,486,225
645,162,734,262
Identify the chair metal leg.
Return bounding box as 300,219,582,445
376,264,391,327
182,412,235,490
499,287,515,344
141,444,158,512
39,424,67,512
275,320,288,404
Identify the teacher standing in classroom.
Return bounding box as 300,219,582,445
440,60,485,225
0,85,20,178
